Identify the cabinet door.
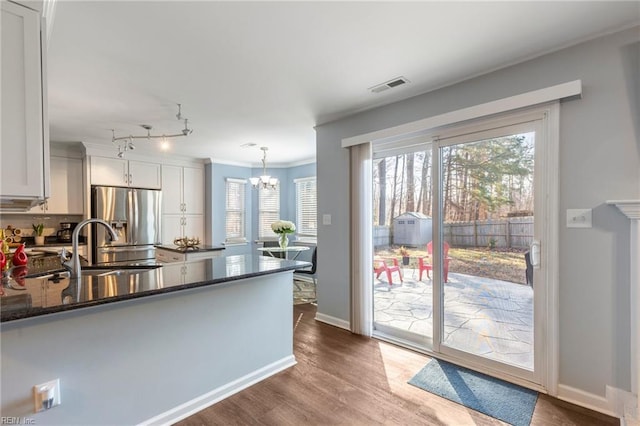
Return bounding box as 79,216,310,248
159,262,185,285
182,261,208,284
161,215,184,245
129,161,161,189
1,2,46,199
182,167,204,215
183,215,204,240
46,157,84,214
161,165,183,214
91,157,128,187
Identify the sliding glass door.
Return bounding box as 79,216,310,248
372,143,433,350
372,105,554,388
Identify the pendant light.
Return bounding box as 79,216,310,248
250,147,278,190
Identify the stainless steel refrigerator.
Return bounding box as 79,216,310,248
91,186,161,264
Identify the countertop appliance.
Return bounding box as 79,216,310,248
56,222,77,243
91,186,161,264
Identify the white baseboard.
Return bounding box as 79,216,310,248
293,274,314,284
557,384,618,418
315,312,350,331
607,386,639,426
139,355,297,426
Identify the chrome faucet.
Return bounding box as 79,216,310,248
64,218,118,279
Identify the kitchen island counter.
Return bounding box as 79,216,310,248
1,253,304,424
1,254,308,322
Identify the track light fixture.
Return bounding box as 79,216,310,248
249,147,278,190
112,103,193,157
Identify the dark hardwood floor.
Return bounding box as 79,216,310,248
178,303,618,425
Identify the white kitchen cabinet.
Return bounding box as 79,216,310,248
160,215,204,245
29,156,83,214
161,165,204,244
158,261,207,285
0,1,49,209
90,157,161,189
161,165,203,214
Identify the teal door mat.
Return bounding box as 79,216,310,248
409,359,538,426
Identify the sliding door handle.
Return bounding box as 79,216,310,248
530,240,541,269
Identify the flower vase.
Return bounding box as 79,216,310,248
278,233,289,249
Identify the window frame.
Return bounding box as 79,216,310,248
258,184,280,239
295,176,317,241
224,177,247,244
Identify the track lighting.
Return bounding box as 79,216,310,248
112,104,193,157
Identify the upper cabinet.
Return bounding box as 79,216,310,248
162,165,204,215
160,165,205,244
30,156,84,214
0,1,50,210
90,157,161,189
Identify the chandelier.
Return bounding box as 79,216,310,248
249,147,278,190
112,104,193,158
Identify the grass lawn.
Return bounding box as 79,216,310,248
376,245,528,285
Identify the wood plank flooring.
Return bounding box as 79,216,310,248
178,303,618,426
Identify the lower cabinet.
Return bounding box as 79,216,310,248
158,260,208,285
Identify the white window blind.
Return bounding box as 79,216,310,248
225,178,247,243
259,185,280,238
295,177,317,238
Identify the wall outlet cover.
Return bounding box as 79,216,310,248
33,378,61,413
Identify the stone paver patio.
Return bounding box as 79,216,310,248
374,268,533,370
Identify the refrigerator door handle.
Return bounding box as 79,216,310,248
127,189,136,244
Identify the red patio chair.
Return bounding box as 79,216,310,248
418,241,450,282
374,257,403,285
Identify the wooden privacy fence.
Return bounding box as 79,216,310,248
374,226,391,248
444,217,533,249
374,217,533,249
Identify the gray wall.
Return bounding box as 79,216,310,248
315,27,639,397
0,273,293,424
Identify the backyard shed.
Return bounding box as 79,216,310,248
393,212,432,247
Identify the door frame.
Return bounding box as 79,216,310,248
365,101,560,395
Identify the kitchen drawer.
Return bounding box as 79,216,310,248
155,249,185,263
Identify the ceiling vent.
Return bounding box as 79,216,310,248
369,76,410,93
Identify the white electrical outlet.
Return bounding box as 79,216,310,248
566,208,592,228
33,379,61,413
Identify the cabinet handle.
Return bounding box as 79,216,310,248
124,173,128,184
129,174,132,184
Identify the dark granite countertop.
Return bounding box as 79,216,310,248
0,254,309,323
154,244,225,254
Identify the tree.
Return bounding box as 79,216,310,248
405,153,415,212
378,158,387,225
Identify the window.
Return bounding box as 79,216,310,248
259,184,280,239
295,177,317,238
225,178,247,243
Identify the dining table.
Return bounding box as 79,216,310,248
256,245,310,260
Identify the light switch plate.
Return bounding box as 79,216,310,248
567,209,592,228
322,214,331,225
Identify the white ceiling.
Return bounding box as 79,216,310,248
47,1,639,166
